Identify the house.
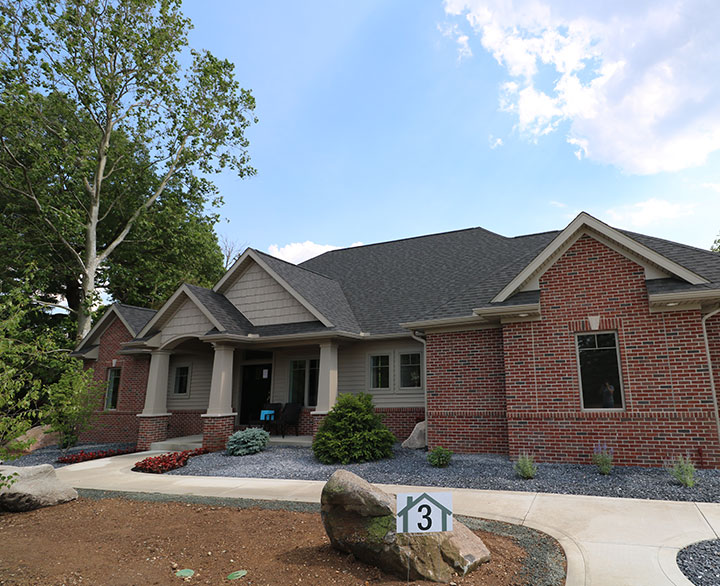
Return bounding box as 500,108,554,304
73,212,720,467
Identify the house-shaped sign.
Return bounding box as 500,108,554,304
396,492,453,533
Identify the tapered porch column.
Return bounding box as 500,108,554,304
202,343,236,450
137,350,172,450
315,341,338,413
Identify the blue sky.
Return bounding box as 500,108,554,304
182,0,720,263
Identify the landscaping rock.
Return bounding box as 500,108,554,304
0,464,77,512
321,469,490,583
401,420,427,449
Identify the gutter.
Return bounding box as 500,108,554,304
701,308,720,450
410,330,428,430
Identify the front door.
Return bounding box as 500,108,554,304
239,364,272,424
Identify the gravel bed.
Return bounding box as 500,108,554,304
4,443,136,468
678,539,720,586
168,445,720,503
76,489,565,585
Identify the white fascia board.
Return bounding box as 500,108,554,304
649,289,720,304
400,315,485,330
212,248,255,293
472,303,540,318
137,284,223,338
74,304,130,352
492,212,708,303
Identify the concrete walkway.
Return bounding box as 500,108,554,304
55,452,720,586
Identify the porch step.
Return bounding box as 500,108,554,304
149,435,203,452
268,435,313,447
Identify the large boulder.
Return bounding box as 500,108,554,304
401,420,427,449
0,464,78,512
321,470,490,583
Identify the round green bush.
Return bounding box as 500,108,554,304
312,393,396,464
226,428,270,456
427,446,453,468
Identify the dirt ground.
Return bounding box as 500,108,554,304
1,498,537,585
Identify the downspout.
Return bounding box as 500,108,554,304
411,330,428,432
701,307,720,451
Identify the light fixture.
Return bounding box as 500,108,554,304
666,302,679,307
518,313,529,317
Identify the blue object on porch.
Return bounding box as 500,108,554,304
260,410,275,421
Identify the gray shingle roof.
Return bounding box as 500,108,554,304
115,303,157,335
184,283,255,334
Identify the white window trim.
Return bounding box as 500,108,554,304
289,357,319,407
575,331,625,411
105,367,121,411
172,363,192,398
368,353,392,391
398,350,423,391
366,349,424,393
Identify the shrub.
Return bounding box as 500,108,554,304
226,428,270,456
132,448,207,474
427,446,453,468
591,442,614,475
312,393,396,465
667,454,696,488
514,452,537,479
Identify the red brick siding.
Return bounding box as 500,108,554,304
503,235,720,467
80,317,150,445
137,415,171,451
168,410,204,438
376,407,425,441
425,328,507,454
202,415,235,451
299,408,314,436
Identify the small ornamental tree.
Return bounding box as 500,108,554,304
312,393,396,465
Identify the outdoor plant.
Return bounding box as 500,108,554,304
56,447,136,464
133,448,207,474
226,428,270,456
514,452,538,479
427,446,453,468
312,393,396,465
591,442,614,475
667,454,696,488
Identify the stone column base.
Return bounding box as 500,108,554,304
201,414,236,451
137,414,171,451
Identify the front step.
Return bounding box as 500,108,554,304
149,434,203,452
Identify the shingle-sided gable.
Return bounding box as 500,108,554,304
160,295,215,342
222,261,318,326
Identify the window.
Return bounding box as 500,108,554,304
173,365,191,396
289,359,319,406
399,352,422,388
105,368,121,410
370,355,390,389
577,332,623,409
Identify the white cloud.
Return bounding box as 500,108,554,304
438,23,473,61
489,134,503,148
701,182,720,193
604,198,696,228
267,241,363,264
549,200,566,208
443,0,720,174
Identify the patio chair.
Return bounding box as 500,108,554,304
249,402,282,431
277,402,303,437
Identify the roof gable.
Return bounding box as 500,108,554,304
138,284,226,338
491,212,709,303
73,302,154,353
214,249,336,328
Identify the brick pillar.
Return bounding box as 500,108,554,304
311,412,328,438
137,414,171,451
202,415,235,451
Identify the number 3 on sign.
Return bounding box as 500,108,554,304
396,492,453,534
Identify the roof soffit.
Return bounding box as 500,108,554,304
492,212,709,303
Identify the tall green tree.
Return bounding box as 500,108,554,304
0,0,256,340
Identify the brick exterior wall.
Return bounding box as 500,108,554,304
376,407,425,441
79,317,150,445
202,415,235,451
426,328,508,454
168,410,204,438
137,415,171,451
299,408,314,436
